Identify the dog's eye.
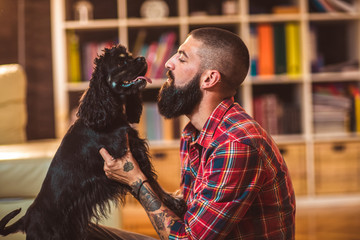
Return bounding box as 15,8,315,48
119,53,126,58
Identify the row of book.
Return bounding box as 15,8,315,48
253,94,301,135
136,102,188,141
250,22,301,77
67,31,117,82
312,83,360,134
309,0,357,13
132,31,177,80
67,30,177,83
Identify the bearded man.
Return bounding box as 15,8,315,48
100,27,296,240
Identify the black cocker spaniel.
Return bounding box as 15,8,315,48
0,45,186,240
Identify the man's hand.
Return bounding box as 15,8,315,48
99,139,179,240
100,141,147,187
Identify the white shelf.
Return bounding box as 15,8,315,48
64,19,120,29
249,14,301,23
309,12,360,21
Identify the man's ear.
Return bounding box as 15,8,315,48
201,70,221,89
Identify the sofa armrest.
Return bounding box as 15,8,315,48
0,139,121,230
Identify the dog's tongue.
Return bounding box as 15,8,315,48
135,76,152,84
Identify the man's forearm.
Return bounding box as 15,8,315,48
131,179,180,239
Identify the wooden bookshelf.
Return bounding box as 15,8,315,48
51,0,360,231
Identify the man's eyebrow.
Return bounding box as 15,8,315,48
178,50,188,58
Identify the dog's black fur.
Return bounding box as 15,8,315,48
0,45,187,240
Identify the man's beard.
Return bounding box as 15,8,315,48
157,70,202,119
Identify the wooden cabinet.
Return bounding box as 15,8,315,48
315,142,360,194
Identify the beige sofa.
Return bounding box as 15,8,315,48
0,140,121,240
0,64,27,145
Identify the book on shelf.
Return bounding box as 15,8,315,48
273,23,287,74
309,26,323,73
272,5,300,14
253,94,300,135
349,85,360,133
257,24,275,76
138,31,177,80
312,83,353,134
285,22,301,76
250,22,301,78
82,40,115,81
67,31,82,83
132,29,147,57
249,26,258,77
137,102,184,141
309,0,356,13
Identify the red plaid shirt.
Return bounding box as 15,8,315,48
169,98,295,239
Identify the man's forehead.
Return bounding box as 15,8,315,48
178,36,202,57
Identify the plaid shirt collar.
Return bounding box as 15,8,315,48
182,97,234,148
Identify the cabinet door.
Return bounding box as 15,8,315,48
279,144,307,196
150,147,181,192
315,142,360,194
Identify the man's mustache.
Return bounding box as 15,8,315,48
166,70,175,81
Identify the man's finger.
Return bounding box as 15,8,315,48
99,148,115,166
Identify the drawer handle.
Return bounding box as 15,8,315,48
332,144,345,152
153,152,166,160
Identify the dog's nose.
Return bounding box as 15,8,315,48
135,57,147,69
135,56,146,63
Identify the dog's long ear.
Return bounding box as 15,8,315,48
77,54,125,129
77,84,124,129
126,94,143,123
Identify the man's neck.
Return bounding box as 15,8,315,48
187,94,224,131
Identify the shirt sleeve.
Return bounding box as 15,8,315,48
169,141,267,240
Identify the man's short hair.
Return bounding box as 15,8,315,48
189,27,250,91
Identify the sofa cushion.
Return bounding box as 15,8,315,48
0,158,51,198
0,64,27,144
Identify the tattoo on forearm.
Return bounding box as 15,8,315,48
123,161,134,172
132,180,179,240
139,184,162,212
153,212,166,230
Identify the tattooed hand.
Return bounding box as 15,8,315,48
100,137,181,240
100,146,147,187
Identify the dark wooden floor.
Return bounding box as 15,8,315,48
296,203,360,240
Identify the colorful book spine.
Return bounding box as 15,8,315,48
82,40,115,81
67,31,82,82
249,25,258,77
155,32,177,79
132,29,147,57
273,23,287,74
257,24,274,76
145,42,159,78
355,94,360,133
285,22,301,76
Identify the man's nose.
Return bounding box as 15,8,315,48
165,54,175,70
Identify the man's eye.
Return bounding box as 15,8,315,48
178,58,185,63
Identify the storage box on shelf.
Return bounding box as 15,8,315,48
51,0,360,230
314,141,360,194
